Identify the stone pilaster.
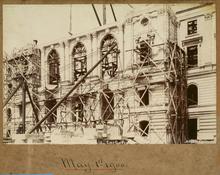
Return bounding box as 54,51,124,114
41,47,46,87
86,34,92,73
64,40,71,83
91,32,98,77
58,42,65,83
118,24,124,72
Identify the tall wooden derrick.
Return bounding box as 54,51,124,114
3,42,41,142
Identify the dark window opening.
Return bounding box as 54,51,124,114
187,20,197,35
188,118,197,140
187,84,198,106
72,99,84,122
101,89,114,121
16,123,23,134
101,34,119,78
8,83,13,89
7,83,13,95
187,45,198,68
135,38,152,66
141,17,149,26
7,108,12,122
72,42,87,81
45,98,57,124
7,67,12,77
139,120,149,136
48,49,60,85
6,130,11,138
139,89,149,106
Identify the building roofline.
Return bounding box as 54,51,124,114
175,3,214,14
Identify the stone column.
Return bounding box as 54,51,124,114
118,24,124,72
69,41,74,83
64,40,71,83
95,92,102,121
123,19,133,70
57,42,65,83
91,32,98,77
41,47,46,87
86,34,92,74
212,15,216,65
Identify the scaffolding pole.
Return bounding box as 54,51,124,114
25,82,42,132
29,43,117,134
22,78,26,133
3,28,188,144
3,81,23,107
92,4,102,26
110,4,117,22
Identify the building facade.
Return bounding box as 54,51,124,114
177,4,216,143
3,4,216,144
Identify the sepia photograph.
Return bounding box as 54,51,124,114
2,3,216,144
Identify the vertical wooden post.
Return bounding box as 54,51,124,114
22,80,26,133
28,43,117,134
26,83,42,132
103,4,106,25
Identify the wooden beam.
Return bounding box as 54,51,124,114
28,43,117,134
22,79,26,133
92,4,102,26
3,81,23,107
25,82,43,132
110,4,117,22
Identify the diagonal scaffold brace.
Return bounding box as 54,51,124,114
28,43,117,134
3,81,23,107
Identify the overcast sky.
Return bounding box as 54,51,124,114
3,4,200,54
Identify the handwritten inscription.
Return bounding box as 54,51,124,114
61,158,127,172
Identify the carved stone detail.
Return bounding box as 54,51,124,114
204,13,213,20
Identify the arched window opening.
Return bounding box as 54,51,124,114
139,120,149,136
72,42,87,81
101,34,119,78
7,108,12,122
45,98,57,124
48,49,60,85
101,89,114,121
135,37,152,66
187,84,198,106
6,130,11,138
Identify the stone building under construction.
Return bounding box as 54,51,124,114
3,4,216,144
